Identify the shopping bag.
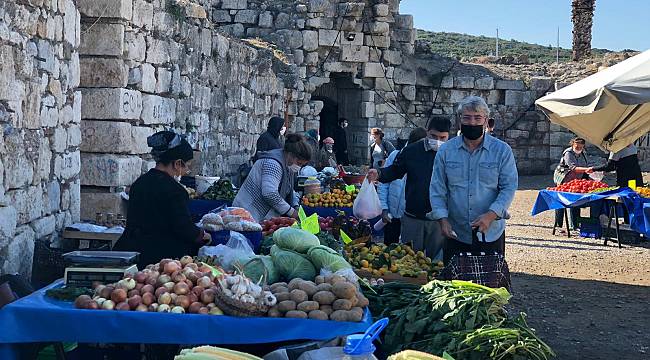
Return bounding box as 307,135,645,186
353,178,382,220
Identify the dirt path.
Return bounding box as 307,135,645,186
505,176,650,359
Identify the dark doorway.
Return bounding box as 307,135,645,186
312,96,338,147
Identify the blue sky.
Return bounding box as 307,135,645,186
400,0,649,51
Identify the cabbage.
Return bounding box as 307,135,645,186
273,227,320,253
270,245,316,281
307,245,352,272
243,256,279,285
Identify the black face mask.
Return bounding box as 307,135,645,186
461,124,485,141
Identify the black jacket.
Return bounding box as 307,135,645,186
115,169,202,268
334,126,349,165
378,140,436,220
255,118,284,158
592,154,643,188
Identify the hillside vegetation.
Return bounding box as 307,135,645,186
417,30,613,63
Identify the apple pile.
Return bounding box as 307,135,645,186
262,217,297,236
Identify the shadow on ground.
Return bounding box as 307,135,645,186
510,273,649,360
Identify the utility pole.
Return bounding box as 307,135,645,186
496,28,500,57
556,26,560,63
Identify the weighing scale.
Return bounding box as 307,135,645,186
62,251,140,288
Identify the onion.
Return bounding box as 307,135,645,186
158,292,172,305
185,263,199,271
75,295,92,309
146,276,157,286
198,265,212,274
127,289,140,298
91,281,103,289
171,270,186,283
99,286,114,299
200,289,215,305
115,302,130,311
157,274,172,286
175,295,191,309
163,282,175,291
141,284,155,294
134,272,147,283
94,285,106,297
128,295,142,309
157,304,171,313
185,279,194,289
197,276,212,288
206,303,216,310
188,293,199,304
111,289,127,304
164,261,181,275
173,260,182,267
135,304,149,312
180,255,193,267
95,297,107,307
182,267,195,277
209,307,224,315
102,300,115,310
159,259,173,272
154,286,168,298
142,292,155,306
86,301,99,310
170,293,178,303
150,271,160,279
191,286,205,297
148,303,159,312
173,282,190,295
187,272,200,283
124,278,136,290
171,306,185,314
135,283,144,291
188,302,203,314
198,307,209,315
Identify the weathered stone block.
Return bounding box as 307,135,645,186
374,4,390,16
383,49,402,65
30,215,56,239
81,154,142,187
132,0,154,29
302,31,318,51
496,79,525,90
156,67,172,94
505,90,524,106
362,91,375,102
361,102,375,117
124,31,146,61
79,58,128,88
235,10,258,24
455,76,475,89
319,29,340,47
395,14,413,29
130,126,155,154
213,10,232,23
1,225,35,277
487,90,501,104
375,78,395,92
440,75,453,88
47,180,61,214
402,85,416,101
141,94,176,124
362,62,384,78
81,88,142,120
258,11,273,28
146,38,170,64
393,29,416,43
394,68,416,85
341,45,369,62
475,77,495,90
220,23,245,37
50,127,68,153
222,0,247,10
506,130,529,139
7,187,44,224
79,23,124,56
370,22,389,34
308,0,329,13
537,121,550,132
530,76,554,91
54,151,81,180
3,133,34,190
137,63,156,92
0,206,17,240
305,51,319,66
81,120,132,153
77,0,132,20
364,34,390,48
80,191,127,221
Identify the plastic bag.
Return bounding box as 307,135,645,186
198,231,255,271
353,178,382,220
320,268,359,286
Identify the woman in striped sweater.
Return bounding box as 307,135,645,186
233,134,312,222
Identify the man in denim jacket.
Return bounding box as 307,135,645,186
428,96,518,264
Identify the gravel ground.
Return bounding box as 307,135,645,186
505,176,650,360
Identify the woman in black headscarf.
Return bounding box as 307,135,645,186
255,117,285,157
115,131,210,268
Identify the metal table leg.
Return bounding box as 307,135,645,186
613,203,622,248
605,202,613,246
564,208,571,238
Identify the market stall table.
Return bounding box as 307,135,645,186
0,280,373,360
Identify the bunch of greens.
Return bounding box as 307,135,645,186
316,231,342,252
362,280,554,360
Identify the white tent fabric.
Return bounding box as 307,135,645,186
535,50,650,153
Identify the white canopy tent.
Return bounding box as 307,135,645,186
535,50,650,153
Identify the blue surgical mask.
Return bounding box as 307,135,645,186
289,164,301,173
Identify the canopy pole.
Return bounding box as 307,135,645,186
603,104,642,143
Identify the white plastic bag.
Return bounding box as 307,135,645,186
353,178,382,220
198,231,255,271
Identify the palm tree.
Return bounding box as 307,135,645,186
571,0,596,61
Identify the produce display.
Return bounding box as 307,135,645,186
216,272,277,309
636,186,650,198
588,186,619,193
176,346,261,360
318,216,334,232
266,275,368,322
202,179,237,201
46,287,93,301
331,213,371,241
200,207,262,232
547,179,608,193
365,281,555,360
72,256,228,315
345,243,443,279
301,188,358,208
261,217,297,237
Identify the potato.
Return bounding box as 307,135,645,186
309,310,329,320
298,281,318,297
275,292,292,302
288,278,303,291
349,296,358,307
316,283,332,292
313,291,336,305
290,289,308,303
277,300,297,313
323,274,334,284
332,282,356,299
315,275,325,285
320,305,333,315
356,292,370,308
285,310,308,319
330,310,351,322
272,286,289,294
328,275,345,285
268,306,282,318
349,307,364,322
270,282,287,291
297,300,319,312
333,298,352,311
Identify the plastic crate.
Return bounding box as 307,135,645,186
578,218,602,238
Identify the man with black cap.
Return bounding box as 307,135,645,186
115,130,210,268
367,116,451,259
255,116,285,158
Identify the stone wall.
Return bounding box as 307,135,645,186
0,0,81,277
76,0,299,220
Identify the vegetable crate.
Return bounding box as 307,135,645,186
577,217,602,239
354,269,429,285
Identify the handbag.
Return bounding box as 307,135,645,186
553,164,571,185
439,230,511,290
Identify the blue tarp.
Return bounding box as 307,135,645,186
0,280,372,359
301,206,353,218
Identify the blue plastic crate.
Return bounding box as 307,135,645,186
578,220,602,239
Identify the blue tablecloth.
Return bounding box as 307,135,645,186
0,280,372,358
531,187,649,236
301,206,353,218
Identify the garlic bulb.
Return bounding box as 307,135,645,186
240,294,255,304
232,282,247,297
263,291,277,306
247,283,262,298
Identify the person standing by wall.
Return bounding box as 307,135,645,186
376,127,428,245
334,118,350,165
553,137,591,230
428,96,518,264
318,137,337,169
255,117,285,158
369,128,395,169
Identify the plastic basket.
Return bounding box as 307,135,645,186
578,218,602,238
